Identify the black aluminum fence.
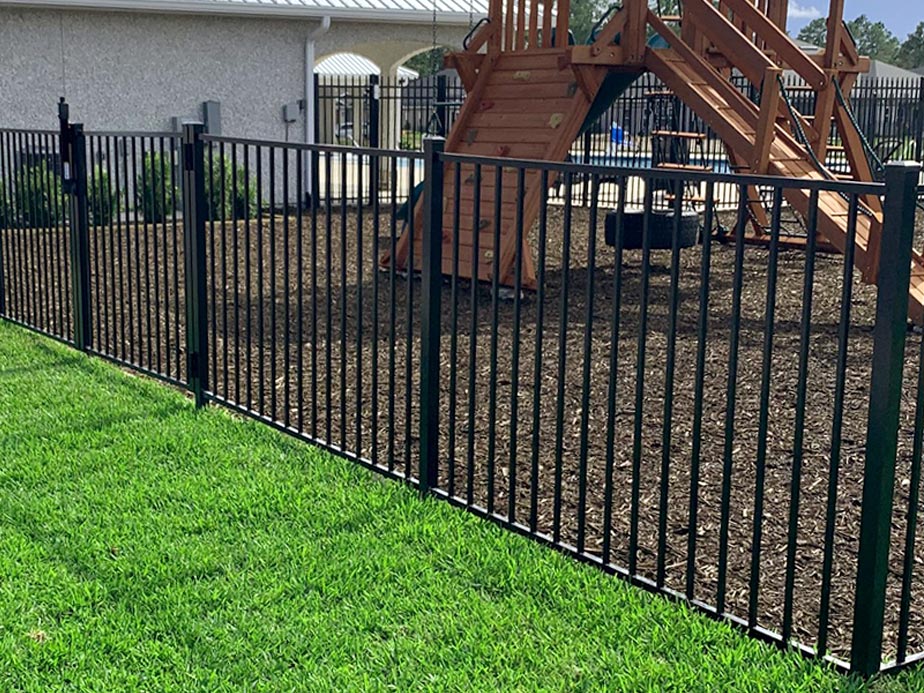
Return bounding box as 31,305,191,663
318,72,924,189
82,130,187,386
0,128,72,343
316,72,924,212
316,74,466,151
198,134,424,472
3,105,924,677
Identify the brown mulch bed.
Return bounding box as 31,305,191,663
5,200,924,663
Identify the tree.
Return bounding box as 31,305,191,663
796,15,900,64
404,48,447,78
897,22,924,70
848,15,900,64
571,0,678,44
796,18,827,47
570,0,607,43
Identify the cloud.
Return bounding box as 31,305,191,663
788,2,822,20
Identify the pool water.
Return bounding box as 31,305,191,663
579,154,732,175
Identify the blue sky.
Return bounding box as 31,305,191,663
787,1,922,40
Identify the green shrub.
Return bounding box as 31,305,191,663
13,161,62,229
136,152,177,223
400,130,423,151
88,167,116,227
0,180,13,230
204,154,259,222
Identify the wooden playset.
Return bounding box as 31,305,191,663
381,0,924,321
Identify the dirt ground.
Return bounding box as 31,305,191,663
4,197,924,663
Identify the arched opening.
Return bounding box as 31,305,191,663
316,52,419,82
400,47,450,78
391,46,464,148
314,52,420,146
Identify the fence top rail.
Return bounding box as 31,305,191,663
201,133,426,160
84,130,180,139
441,151,888,196
0,128,59,136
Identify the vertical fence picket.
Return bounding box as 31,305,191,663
851,162,922,677
916,76,924,164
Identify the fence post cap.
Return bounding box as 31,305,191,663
884,161,923,170
423,135,446,151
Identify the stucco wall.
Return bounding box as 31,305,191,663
0,6,466,138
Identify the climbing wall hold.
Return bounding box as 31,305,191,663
513,71,531,81
496,145,511,157
465,129,478,145
549,113,564,129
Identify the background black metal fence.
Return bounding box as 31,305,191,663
317,72,924,160
2,103,924,678
317,74,467,151
316,72,924,211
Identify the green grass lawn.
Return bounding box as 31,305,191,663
1,320,923,692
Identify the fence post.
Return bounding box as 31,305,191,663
915,76,924,164
419,136,445,494
66,122,92,351
182,122,209,407
368,74,380,149
851,161,923,676
436,74,448,138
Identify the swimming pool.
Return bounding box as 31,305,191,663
576,154,732,175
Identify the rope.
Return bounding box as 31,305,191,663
831,80,924,216
833,78,886,180
778,76,830,178
777,75,877,219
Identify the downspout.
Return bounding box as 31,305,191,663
305,16,331,204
